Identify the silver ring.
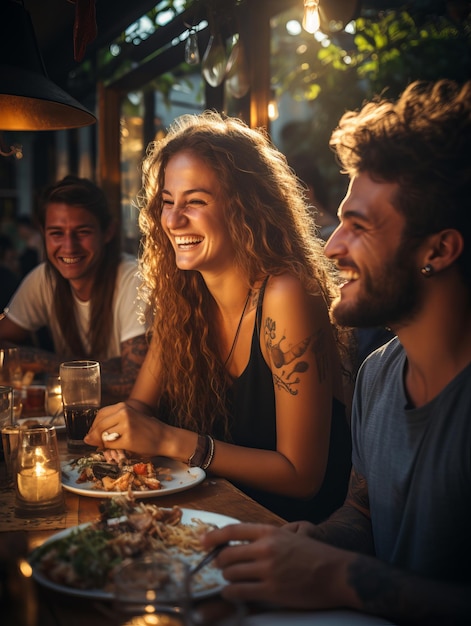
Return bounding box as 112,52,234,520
102,431,121,442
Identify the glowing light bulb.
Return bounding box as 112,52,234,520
184,29,200,65
303,0,320,34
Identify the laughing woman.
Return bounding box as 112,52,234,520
85,111,354,523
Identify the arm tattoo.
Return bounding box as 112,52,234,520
347,466,370,514
264,317,328,394
309,468,374,553
99,335,148,404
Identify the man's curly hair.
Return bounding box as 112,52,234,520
330,79,471,288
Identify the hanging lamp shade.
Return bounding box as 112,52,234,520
0,0,96,131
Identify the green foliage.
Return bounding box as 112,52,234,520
351,11,471,98
272,7,471,206
282,9,471,103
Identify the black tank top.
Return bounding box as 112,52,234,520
227,277,352,523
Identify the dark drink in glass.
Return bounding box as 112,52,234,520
60,360,101,451
64,405,98,450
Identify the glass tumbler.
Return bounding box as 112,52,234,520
0,385,13,463
0,349,23,420
1,424,20,485
60,360,101,451
0,348,23,388
45,375,63,419
112,554,189,624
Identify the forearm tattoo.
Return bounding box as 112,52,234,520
311,469,374,553
101,335,148,403
264,317,328,394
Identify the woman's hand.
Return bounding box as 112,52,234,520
84,401,168,458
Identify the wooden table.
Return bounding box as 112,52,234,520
1,428,285,626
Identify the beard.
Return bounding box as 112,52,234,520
331,241,424,330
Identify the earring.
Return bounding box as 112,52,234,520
420,264,434,277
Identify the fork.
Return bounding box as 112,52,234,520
187,542,229,578
47,408,63,425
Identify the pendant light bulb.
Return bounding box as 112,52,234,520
202,33,227,88
303,0,321,34
185,29,200,65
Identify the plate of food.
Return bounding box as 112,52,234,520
61,452,205,499
30,497,238,600
16,415,66,433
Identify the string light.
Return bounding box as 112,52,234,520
303,0,321,34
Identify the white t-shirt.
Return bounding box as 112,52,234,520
5,255,147,360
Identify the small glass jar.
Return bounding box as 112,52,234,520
15,426,64,517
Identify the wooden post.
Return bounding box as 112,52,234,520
96,82,122,233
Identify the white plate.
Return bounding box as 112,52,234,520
16,415,66,433
61,456,205,499
31,509,239,600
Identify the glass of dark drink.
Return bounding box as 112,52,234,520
59,361,101,451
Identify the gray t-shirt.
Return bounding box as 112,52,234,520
352,337,471,582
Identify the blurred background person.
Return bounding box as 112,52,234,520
0,176,149,403
0,233,20,312
288,153,339,241
15,214,44,278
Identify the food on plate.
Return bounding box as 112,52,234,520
71,451,173,492
30,495,221,593
17,419,44,429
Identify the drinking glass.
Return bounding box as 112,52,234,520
15,425,64,517
0,385,13,463
112,554,188,624
44,375,63,419
0,348,23,420
23,384,46,415
60,360,101,451
0,348,22,387
1,424,20,484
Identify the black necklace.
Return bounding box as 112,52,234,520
224,289,251,367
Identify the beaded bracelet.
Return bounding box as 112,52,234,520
188,434,215,469
188,434,210,467
201,435,215,470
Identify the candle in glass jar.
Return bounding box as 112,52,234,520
17,464,61,502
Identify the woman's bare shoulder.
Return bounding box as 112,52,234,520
262,273,326,309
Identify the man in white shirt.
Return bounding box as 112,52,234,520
0,176,149,403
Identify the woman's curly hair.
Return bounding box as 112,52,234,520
139,111,349,434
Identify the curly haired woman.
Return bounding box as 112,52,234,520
86,111,353,522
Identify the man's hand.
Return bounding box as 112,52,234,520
202,522,357,610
